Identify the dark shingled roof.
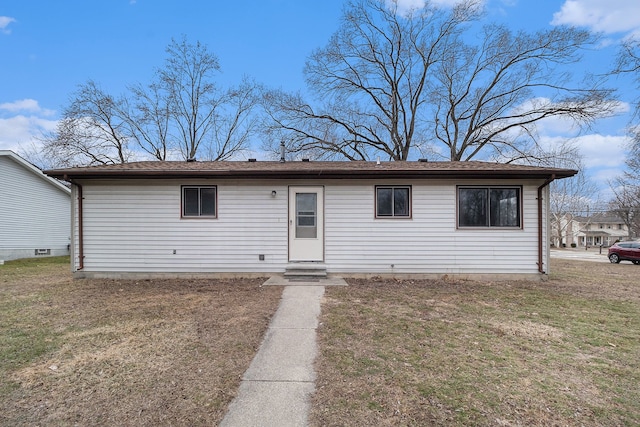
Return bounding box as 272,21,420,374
45,160,577,181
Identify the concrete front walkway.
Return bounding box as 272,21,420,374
220,276,346,427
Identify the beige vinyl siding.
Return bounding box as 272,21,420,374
0,155,70,260
75,178,546,275
78,180,288,273
324,179,541,275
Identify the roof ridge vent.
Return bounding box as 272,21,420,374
302,158,310,162
418,158,428,162
186,157,197,162
248,158,257,162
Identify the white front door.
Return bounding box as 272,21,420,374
289,186,324,262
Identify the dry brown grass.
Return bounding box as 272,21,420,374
0,257,282,426
311,259,640,426
3,257,639,426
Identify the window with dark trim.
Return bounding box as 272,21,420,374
182,186,217,218
458,186,521,228
376,186,411,218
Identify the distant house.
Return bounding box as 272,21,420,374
0,151,71,261
46,160,576,279
551,212,630,248
574,213,630,247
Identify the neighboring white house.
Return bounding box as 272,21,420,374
574,213,630,247
1,150,71,261
551,212,631,248
46,160,576,279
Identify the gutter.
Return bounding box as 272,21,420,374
66,176,84,271
48,170,573,181
537,174,556,274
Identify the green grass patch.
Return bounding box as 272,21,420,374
1,255,69,270
0,291,64,397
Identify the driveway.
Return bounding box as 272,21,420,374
550,248,610,263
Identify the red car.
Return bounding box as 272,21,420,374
608,241,640,264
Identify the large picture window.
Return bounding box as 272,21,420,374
376,186,411,218
458,187,520,228
182,186,217,218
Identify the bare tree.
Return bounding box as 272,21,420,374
431,24,615,162
262,0,615,162
38,37,258,166
18,141,63,171
608,180,640,239
609,38,640,237
159,36,222,161
550,170,600,246
39,80,133,167
263,0,480,160
199,77,261,161
614,38,640,121
125,81,174,161
544,146,600,246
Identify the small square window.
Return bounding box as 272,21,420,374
376,186,411,218
182,186,217,218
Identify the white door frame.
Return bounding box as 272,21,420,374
288,186,324,262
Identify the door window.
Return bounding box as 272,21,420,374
296,193,317,238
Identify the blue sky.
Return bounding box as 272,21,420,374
1,0,640,199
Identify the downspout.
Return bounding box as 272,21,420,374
537,174,556,274
67,177,84,271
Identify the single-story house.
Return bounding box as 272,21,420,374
1,150,71,262
45,160,576,279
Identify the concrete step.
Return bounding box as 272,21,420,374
284,263,327,278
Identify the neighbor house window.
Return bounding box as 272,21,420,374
376,186,411,218
458,187,521,228
182,186,217,218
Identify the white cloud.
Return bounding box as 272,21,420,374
392,0,425,10
0,16,16,34
0,99,56,116
0,99,38,112
540,133,629,199
551,1,640,35
573,134,629,169
592,167,623,184
0,115,57,152
541,133,629,169
389,0,486,15
0,100,58,152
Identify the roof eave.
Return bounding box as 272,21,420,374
46,168,577,181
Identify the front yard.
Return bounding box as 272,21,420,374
0,257,283,426
311,260,640,426
1,257,638,426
